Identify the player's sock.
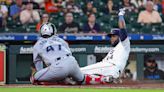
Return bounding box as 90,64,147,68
83,74,106,85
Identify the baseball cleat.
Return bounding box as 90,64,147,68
112,78,123,84
103,76,123,84
102,75,114,83
30,76,39,85
64,77,76,85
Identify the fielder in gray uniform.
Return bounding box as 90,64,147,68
30,23,110,85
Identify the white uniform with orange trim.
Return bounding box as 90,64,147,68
81,35,130,78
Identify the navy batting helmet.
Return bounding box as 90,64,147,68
107,28,120,37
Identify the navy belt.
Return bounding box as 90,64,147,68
56,54,71,61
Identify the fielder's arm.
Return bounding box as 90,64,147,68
118,8,128,41
33,48,43,72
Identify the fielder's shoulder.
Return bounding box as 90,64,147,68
33,38,45,49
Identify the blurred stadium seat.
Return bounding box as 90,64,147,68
0,0,163,34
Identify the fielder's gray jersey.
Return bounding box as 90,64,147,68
33,35,71,71
33,35,84,82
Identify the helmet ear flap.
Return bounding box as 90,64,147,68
40,23,45,37
50,23,57,35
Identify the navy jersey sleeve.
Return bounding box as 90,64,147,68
120,28,128,41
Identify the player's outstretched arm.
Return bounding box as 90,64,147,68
118,8,126,29
118,8,128,41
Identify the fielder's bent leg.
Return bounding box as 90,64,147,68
31,62,70,85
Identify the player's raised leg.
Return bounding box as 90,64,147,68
67,56,112,85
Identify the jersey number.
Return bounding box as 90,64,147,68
109,50,114,59
46,45,61,52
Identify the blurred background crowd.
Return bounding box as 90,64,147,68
0,0,164,34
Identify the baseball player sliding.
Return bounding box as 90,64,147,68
81,8,130,82
31,8,130,85
30,23,111,85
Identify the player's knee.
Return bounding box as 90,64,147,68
75,75,85,85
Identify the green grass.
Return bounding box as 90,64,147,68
0,88,163,92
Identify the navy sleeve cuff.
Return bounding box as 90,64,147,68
119,29,128,41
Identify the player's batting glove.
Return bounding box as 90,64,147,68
118,8,126,16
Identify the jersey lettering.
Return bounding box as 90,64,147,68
46,46,54,52
46,45,61,52
58,45,61,50
110,55,113,59
109,50,114,59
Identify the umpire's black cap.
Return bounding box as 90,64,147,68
107,28,120,37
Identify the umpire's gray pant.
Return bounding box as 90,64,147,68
34,56,84,82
